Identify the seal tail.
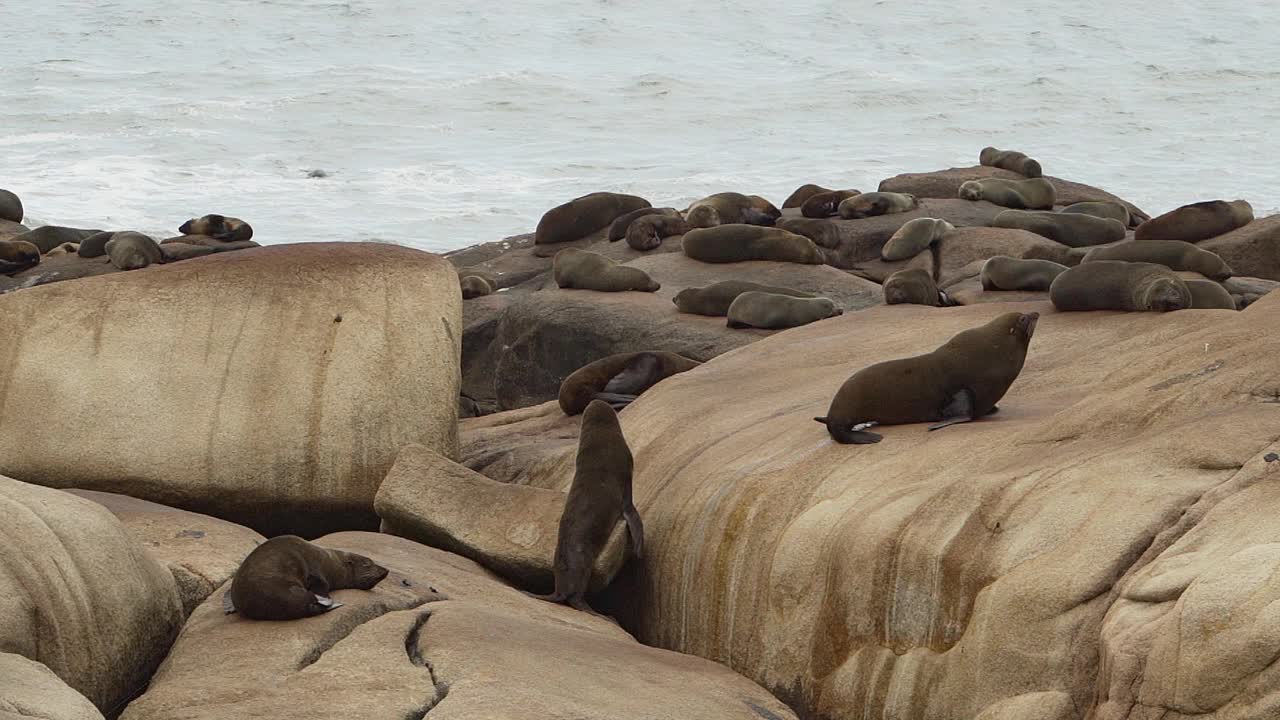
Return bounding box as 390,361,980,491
815,418,883,444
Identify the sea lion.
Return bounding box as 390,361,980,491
814,311,1039,443
0,189,22,223
881,217,954,261
1134,199,1253,242
558,351,701,415
1081,240,1233,280
1060,201,1130,226
1184,279,1237,310
958,177,1056,210
44,242,79,256
0,241,40,275
535,192,651,245
625,213,689,251
748,195,783,222
838,192,918,219
980,255,1069,291
460,274,495,299
105,232,162,271
77,231,116,258
534,400,643,614
992,210,1127,248
775,217,841,249
800,189,861,218
726,291,841,329
1049,261,1192,312
782,183,833,209
179,214,254,242
161,234,259,251
682,225,824,265
673,280,815,316
979,146,1043,177
13,226,103,254
883,268,953,306
225,535,389,621
607,207,679,241
159,242,219,262
553,248,660,292
686,192,777,228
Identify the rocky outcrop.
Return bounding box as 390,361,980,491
0,654,105,720
459,400,583,484
0,243,461,536
1198,213,1280,281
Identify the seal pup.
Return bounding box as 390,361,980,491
685,192,777,228
726,292,841,329
1049,261,1192,312
12,226,103,254
682,225,824,264
558,351,701,415
105,232,162,270
800,189,861,218
607,207,679,241
44,242,79,256
883,268,954,306
225,535,389,621
993,210,1126,247
0,189,22,223
0,240,40,275
838,192,918,219
1184,279,1237,310
535,192,650,245
460,273,495,299
881,217,954,261
980,255,1069,291
553,248,660,292
1134,199,1253,242
179,214,254,242
1060,201,1130,226
782,183,833,209
674,280,814,316
815,311,1039,443
958,177,1056,210
534,400,643,615
624,213,689,252
1081,240,1233,280
979,146,1043,177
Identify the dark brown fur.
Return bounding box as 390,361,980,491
674,280,814,316
979,146,1043,177
992,210,1126,247
0,241,40,275
1049,261,1192,312
536,193,651,245
553,248,660,292
800,190,860,218
607,207,678,241
558,351,701,415
179,214,254,242
1082,240,1233,281
1134,200,1253,243
227,535,388,621
781,184,833,209
682,225,824,264
625,213,689,251
883,268,950,306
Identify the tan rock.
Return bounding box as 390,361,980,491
0,243,461,536
0,653,104,720
1199,213,1280,281
459,400,581,484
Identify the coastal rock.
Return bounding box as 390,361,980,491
0,477,183,715
0,654,104,720
1198,213,1280,281
458,401,582,484
0,243,461,536
0,219,28,241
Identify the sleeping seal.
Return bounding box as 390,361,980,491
225,535,389,620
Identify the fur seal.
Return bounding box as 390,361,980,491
1134,199,1253,242
1049,261,1192,312
685,192,777,228
0,189,22,223
536,192,650,245
775,217,841,249
992,210,1126,247
105,232,162,270
559,351,702,414
225,535,389,620
179,214,254,242
160,235,259,252
44,242,79,256
673,280,815,316
607,207,678,241
980,255,1069,291
682,225,825,265
726,291,841,329
815,311,1039,443
159,242,219,262
800,190,861,218
838,192,918,219
883,268,954,306
782,183,833,209
13,226,103,254
0,241,40,275
625,213,689,251
77,231,116,258
1081,240,1233,280
749,195,783,222
460,273,495,299
881,217,954,261
1184,279,1237,310
979,146,1043,177
553,248,660,292
534,400,643,614
1060,201,1130,226
958,177,1056,209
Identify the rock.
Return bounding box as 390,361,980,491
458,401,581,484
0,477,183,715
1199,214,1280,281
934,226,1076,286
0,653,104,720
0,243,461,536
66,490,266,616
121,531,796,720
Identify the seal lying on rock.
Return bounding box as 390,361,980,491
534,400,643,615
883,268,953,306
0,189,22,223
674,280,814,316
106,232,162,270
625,213,689,251
979,146,1043,177
553,248,660,292
459,273,495,299
558,351,701,415
0,240,40,275
179,214,254,242
726,291,841,329
13,226,103,254
686,192,778,228
800,190,861,218
814,311,1039,443
980,255,1069,291
958,177,1056,210
1134,199,1253,242
1060,201,1130,226
536,192,651,245
782,183,833,209
1184,279,1237,310
993,209,1126,248
1082,240,1233,281
159,242,219,262
682,225,824,264
225,535,389,620
881,217,954,261
1049,261,1192,312
838,191,918,219
607,207,679,241
775,217,841,249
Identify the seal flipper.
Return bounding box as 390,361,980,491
928,389,976,431
623,501,645,559
222,591,237,615
815,417,883,444
592,391,638,410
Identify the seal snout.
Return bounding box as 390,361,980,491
178,219,193,234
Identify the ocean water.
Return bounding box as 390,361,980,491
2,1,1277,252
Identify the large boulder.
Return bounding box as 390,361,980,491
121,532,797,720
0,243,461,536
0,654,104,720
1198,213,1280,281
0,478,183,716
459,400,582,484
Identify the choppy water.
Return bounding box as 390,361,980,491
2,1,1278,252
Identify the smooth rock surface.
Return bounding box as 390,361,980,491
0,653,105,720
1199,213,1280,281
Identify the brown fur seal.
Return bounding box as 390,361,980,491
0,241,40,275
536,192,650,245
682,225,824,264
979,146,1043,177
749,195,782,222
1060,201,1130,226
460,273,495,299
775,217,841,249
14,226,104,254
0,189,22,223
105,232,162,270
1184,279,1236,310
1081,240,1233,281
1049,261,1192,312
179,214,254,242
44,242,79,256
800,189,861,218
534,400,643,614
673,280,815,316
815,311,1039,443
726,291,841,329
159,242,219,262
160,234,259,251
77,231,116,258
559,351,702,414
838,191,918,219
607,207,679,241
225,535,388,620
958,177,1056,210
883,268,954,306
685,192,777,228
881,217,954,261
553,248,660,292
980,255,1069,291
1134,200,1253,242
993,210,1126,247
782,183,833,209
625,213,689,251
